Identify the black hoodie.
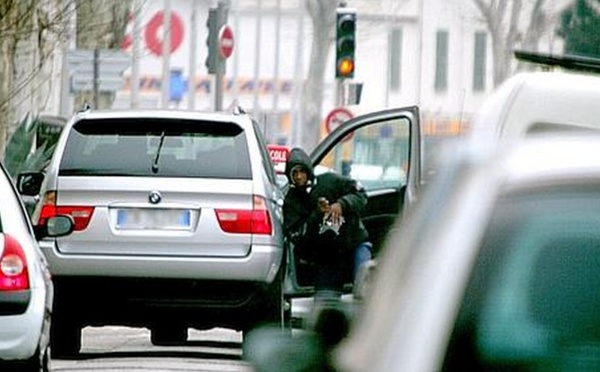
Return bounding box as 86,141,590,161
283,147,369,261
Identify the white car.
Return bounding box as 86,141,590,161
468,69,600,144
0,161,72,371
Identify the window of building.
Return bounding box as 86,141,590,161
389,28,403,91
435,30,449,92
473,31,487,91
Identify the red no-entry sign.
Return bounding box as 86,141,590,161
219,25,234,59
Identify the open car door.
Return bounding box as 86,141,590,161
284,106,422,298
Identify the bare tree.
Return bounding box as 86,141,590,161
0,0,132,157
0,1,20,157
472,0,548,87
0,0,64,158
301,0,338,152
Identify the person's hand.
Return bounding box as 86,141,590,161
317,197,330,213
328,202,343,225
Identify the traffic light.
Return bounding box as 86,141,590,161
335,8,356,79
205,8,219,74
206,4,229,75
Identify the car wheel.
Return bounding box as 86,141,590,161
16,345,48,372
150,325,188,346
50,318,81,358
243,268,288,338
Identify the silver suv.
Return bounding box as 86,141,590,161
23,109,285,357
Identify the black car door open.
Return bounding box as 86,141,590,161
284,106,422,298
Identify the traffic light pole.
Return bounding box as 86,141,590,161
206,2,228,111
214,2,227,111
336,79,343,107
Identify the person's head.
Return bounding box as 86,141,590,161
290,165,309,186
285,147,314,187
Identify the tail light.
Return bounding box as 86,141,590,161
0,234,29,291
38,191,94,231
216,195,273,235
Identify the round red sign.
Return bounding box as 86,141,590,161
325,107,354,142
219,25,235,59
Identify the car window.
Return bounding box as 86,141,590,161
58,118,252,179
444,186,600,370
316,118,410,192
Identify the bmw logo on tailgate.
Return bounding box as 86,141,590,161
149,190,162,204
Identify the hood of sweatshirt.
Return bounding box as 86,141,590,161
284,147,315,185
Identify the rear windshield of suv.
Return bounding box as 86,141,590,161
59,118,252,179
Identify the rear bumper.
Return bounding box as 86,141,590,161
52,275,280,331
0,287,47,361
41,241,284,330
40,241,283,283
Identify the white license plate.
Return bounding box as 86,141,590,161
116,208,191,230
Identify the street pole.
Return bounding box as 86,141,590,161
59,0,76,116
272,0,281,111
214,1,226,111
252,0,262,115
291,3,304,146
188,0,198,110
161,0,172,109
93,48,100,108
131,0,142,109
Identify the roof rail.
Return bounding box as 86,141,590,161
515,50,600,74
232,105,248,116
227,100,247,115
78,102,92,113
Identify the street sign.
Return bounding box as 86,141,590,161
267,144,289,175
218,25,234,59
267,144,289,165
67,49,131,93
325,107,354,133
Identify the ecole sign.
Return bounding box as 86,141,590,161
267,145,289,164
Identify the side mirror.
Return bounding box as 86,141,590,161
17,171,45,196
35,215,74,240
244,305,351,372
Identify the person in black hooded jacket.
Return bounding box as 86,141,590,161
283,147,372,299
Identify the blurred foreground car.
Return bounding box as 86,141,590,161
248,134,600,371
0,161,72,371
338,134,600,371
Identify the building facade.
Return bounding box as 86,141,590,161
105,0,568,144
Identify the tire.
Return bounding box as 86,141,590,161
50,317,81,359
16,345,49,372
243,268,289,340
150,325,188,346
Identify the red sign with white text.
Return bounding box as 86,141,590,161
267,145,289,164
